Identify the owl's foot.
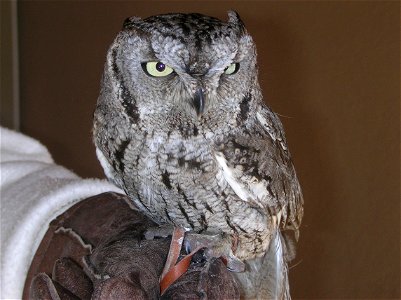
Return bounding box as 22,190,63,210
184,232,246,273
143,224,176,240
144,227,245,272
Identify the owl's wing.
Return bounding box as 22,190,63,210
256,103,303,238
214,103,302,298
215,102,303,240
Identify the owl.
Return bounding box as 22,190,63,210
93,11,303,299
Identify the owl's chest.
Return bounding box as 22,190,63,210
129,130,218,223
136,129,217,181
123,128,272,259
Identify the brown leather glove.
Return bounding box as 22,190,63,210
23,192,239,299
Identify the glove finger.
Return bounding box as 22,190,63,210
52,257,93,299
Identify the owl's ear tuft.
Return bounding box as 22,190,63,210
122,16,149,38
227,10,246,36
123,16,143,30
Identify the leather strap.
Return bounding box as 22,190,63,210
160,245,203,295
159,227,203,295
160,227,186,280
159,228,235,295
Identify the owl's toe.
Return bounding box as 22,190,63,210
184,232,246,273
143,224,175,240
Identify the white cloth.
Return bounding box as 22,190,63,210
0,127,122,299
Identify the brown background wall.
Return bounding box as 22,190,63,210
17,1,400,298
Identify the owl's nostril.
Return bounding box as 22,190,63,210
193,88,205,116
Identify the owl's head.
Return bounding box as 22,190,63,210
96,11,260,132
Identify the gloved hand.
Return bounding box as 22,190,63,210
25,192,239,299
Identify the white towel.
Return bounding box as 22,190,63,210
0,127,123,299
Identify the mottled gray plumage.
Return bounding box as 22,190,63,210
93,11,303,299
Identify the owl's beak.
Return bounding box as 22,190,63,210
193,88,205,116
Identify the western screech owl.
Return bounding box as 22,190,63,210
93,11,303,299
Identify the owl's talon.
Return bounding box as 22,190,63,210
184,239,193,254
225,253,246,273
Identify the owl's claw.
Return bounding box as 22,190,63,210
184,232,245,273
224,254,246,273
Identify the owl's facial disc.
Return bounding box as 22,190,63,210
121,13,255,120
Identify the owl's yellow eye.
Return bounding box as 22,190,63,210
224,63,240,75
142,62,174,77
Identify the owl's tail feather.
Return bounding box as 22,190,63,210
234,230,291,299
259,230,291,299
